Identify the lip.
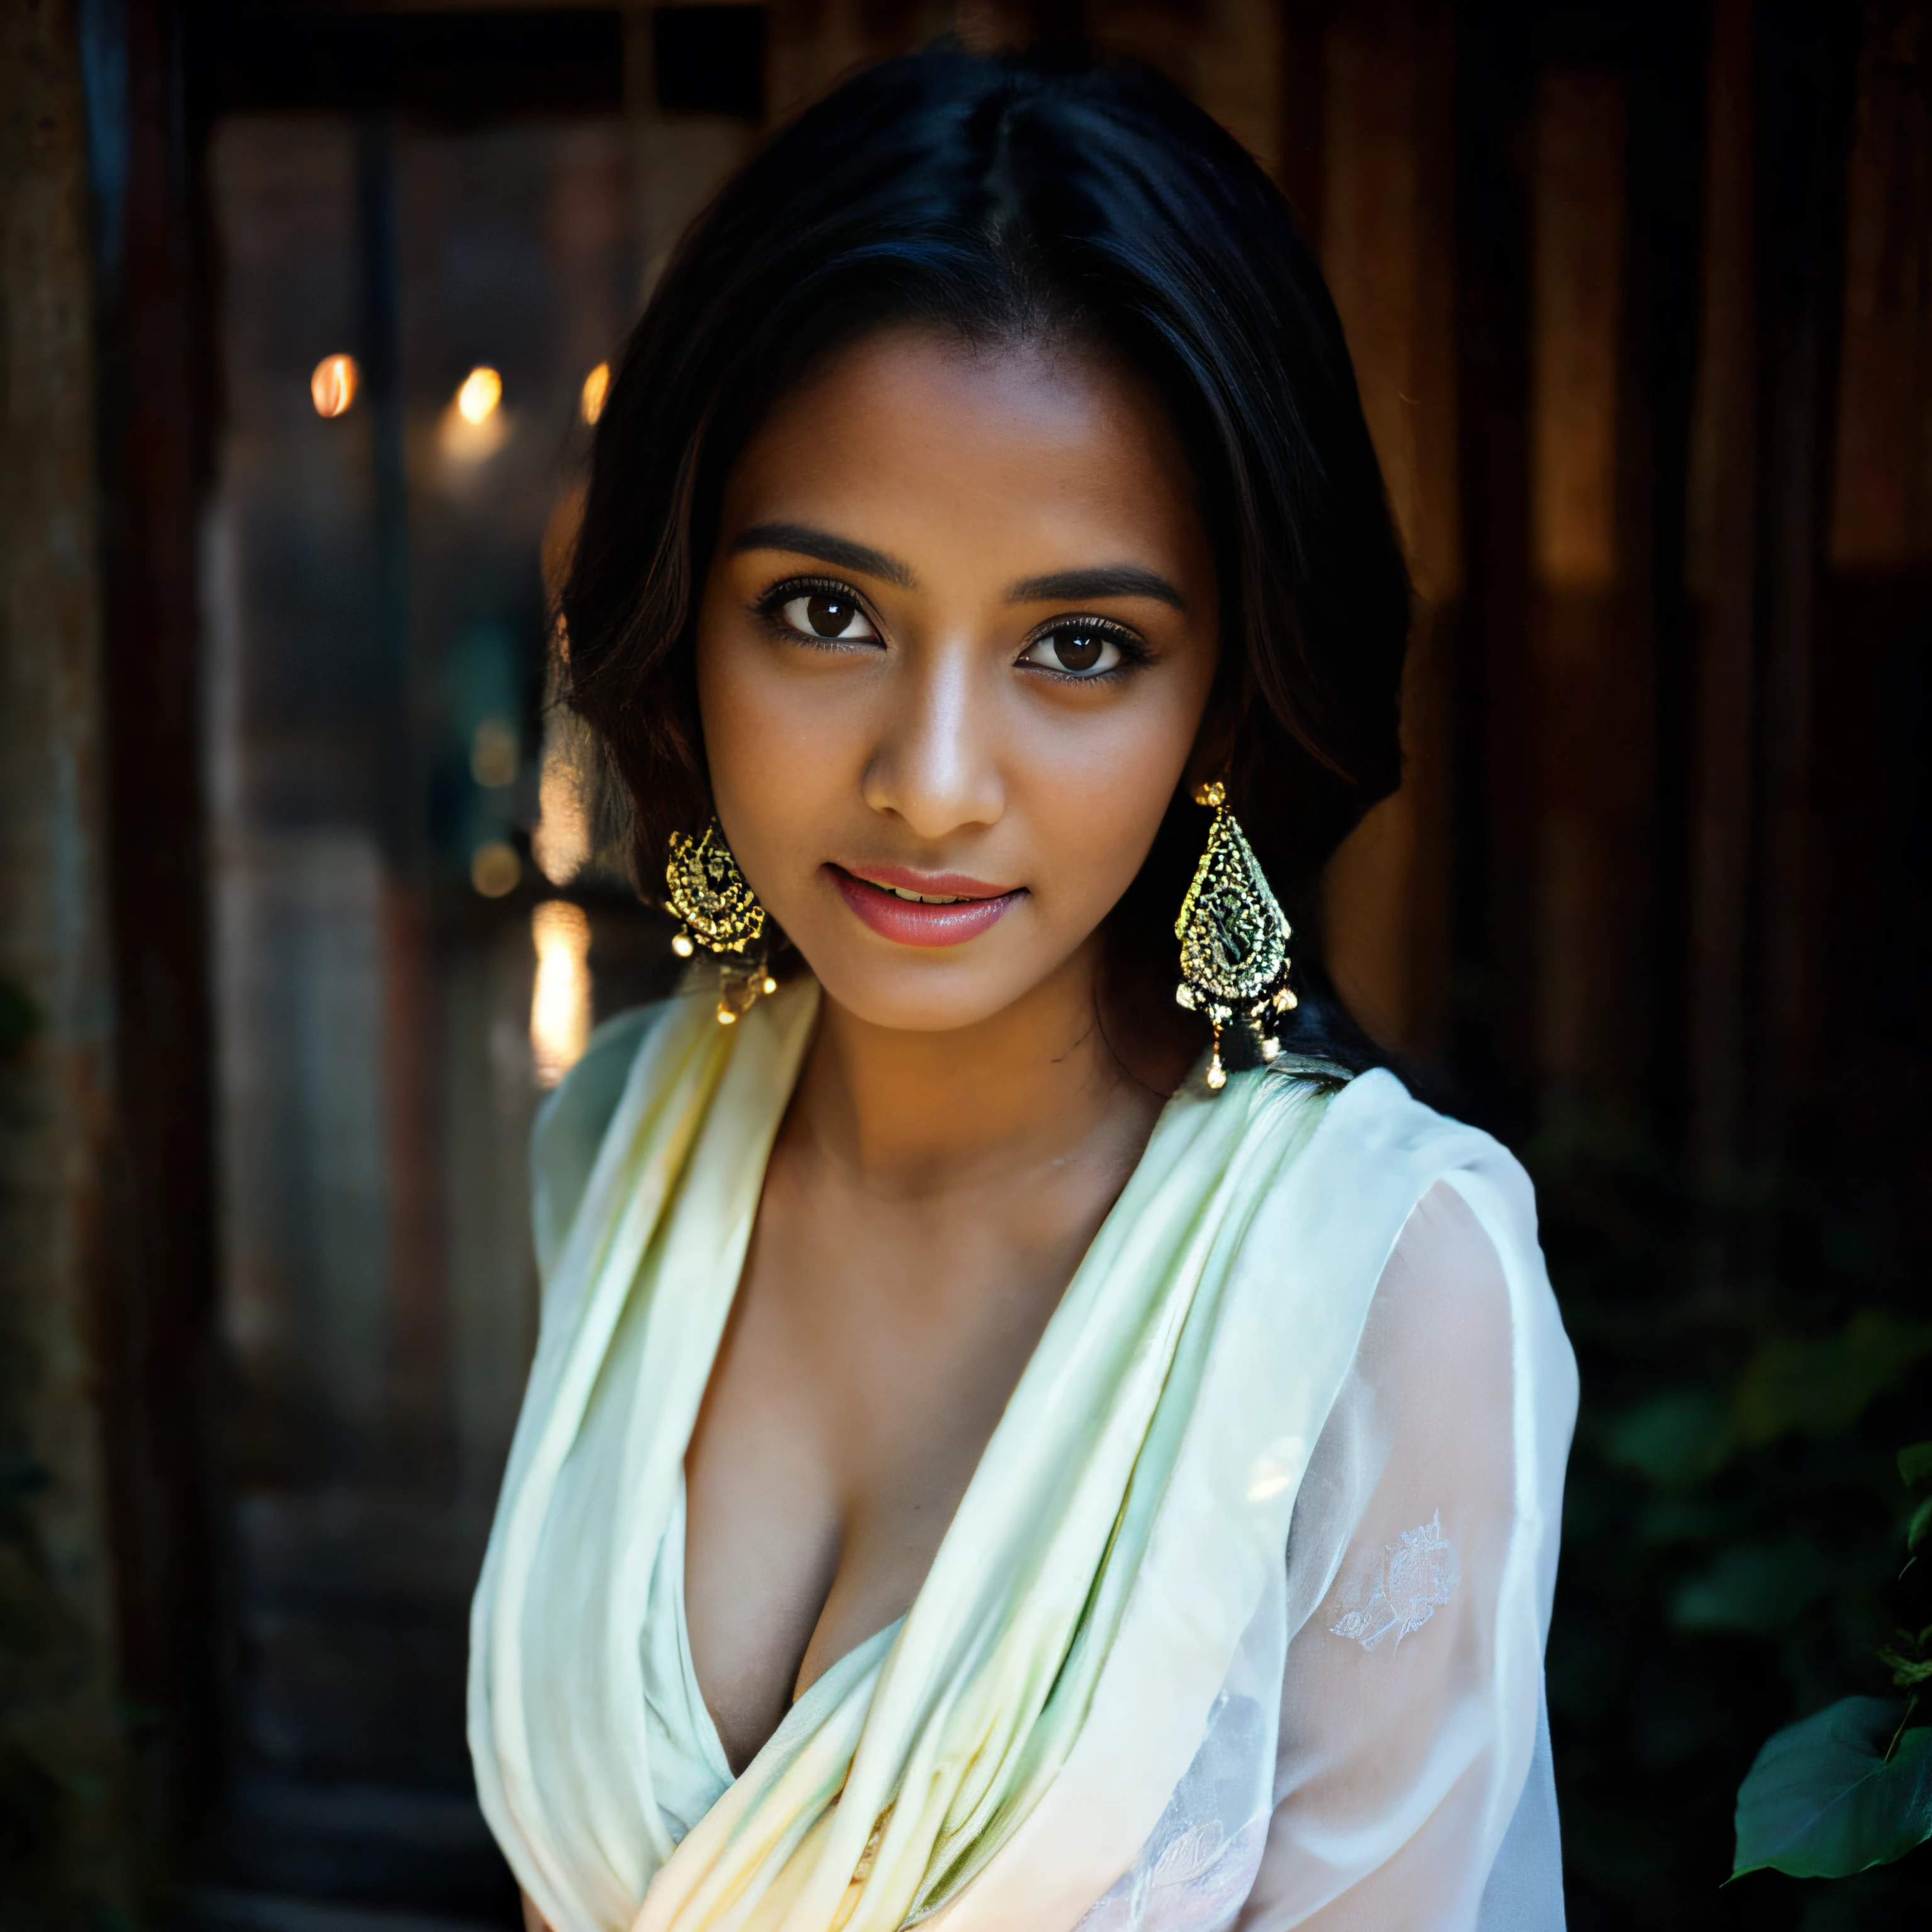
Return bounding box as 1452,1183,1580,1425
828,863,1024,948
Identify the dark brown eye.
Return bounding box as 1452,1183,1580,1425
807,593,857,637
775,589,877,643
1023,625,1121,676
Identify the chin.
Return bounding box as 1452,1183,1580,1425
792,946,1050,1035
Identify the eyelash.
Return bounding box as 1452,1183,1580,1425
752,576,874,648
1022,617,1150,684
750,575,1153,681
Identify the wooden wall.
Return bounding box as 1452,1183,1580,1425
22,0,1932,1924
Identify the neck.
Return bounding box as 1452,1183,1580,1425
787,941,1164,1199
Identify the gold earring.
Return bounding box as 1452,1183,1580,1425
1174,780,1296,1091
665,821,777,1026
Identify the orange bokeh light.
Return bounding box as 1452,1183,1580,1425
457,366,503,425
310,353,359,418
580,362,610,425
531,901,592,1087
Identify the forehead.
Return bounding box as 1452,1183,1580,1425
717,326,1206,571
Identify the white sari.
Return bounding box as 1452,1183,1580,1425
469,984,1577,1932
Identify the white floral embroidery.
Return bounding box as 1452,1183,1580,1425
1328,1510,1460,1651
1075,1692,1273,1931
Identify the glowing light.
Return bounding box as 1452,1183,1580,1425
457,366,503,425
439,367,509,465
470,841,521,898
470,718,518,789
580,362,610,425
531,738,591,886
311,354,359,417
531,901,592,1087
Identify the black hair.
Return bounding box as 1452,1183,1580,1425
560,44,1410,1073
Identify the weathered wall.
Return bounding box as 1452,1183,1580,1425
0,0,134,1920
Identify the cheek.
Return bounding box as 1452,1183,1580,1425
694,617,849,863
1006,694,1199,903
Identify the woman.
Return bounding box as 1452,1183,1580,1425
470,45,1577,1932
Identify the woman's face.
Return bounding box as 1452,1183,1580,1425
695,325,1221,1036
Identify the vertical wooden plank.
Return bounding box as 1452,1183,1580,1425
90,0,222,1874
1531,73,1626,597
1746,0,1858,1163
1190,0,1286,177
1277,0,1326,239
1828,1,1932,572
1452,7,1536,1104
1685,0,1756,1187
0,0,139,1913
1094,0,1283,175
1524,66,1642,1101
358,116,454,1488
1318,0,1460,1063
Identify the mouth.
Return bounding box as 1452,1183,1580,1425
827,863,1025,948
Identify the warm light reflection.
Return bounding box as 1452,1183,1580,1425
531,736,591,886
457,365,504,425
470,718,518,789
580,362,611,425
311,354,359,417
470,841,521,899
531,901,592,1088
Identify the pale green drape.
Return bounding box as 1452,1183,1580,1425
469,984,1545,1932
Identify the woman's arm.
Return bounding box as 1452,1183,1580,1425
1238,1179,1567,1931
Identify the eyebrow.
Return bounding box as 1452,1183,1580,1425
728,526,1187,613
1006,565,1187,612
728,522,916,589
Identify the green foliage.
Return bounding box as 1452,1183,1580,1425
1732,1697,1932,1879
1724,1438,1932,1888
1605,1390,1732,1484
1734,1317,1932,1448
1528,1094,1931,1928
1901,1444,1932,1557
1877,1627,1932,1690
1674,1536,1836,1635
1601,1320,1932,1493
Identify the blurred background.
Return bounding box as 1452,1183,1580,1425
2,0,1928,1927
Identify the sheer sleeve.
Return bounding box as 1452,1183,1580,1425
1236,1177,1574,1931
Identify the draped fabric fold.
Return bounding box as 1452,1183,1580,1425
469,985,1564,1932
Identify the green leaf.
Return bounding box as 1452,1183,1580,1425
1877,1642,1932,1690
1733,1696,1932,1879
1900,1442,1932,1491
1604,1391,1732,1485
1734,1313,1932,1448
1673,1536,1835,1635
1909,1496,1932,1556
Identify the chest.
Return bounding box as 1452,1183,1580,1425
680,1158,1101,1773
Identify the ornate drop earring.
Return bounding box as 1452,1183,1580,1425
665,821,777,1025
1173,780,1297,1091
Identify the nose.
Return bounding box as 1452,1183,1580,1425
860,641,1005,840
